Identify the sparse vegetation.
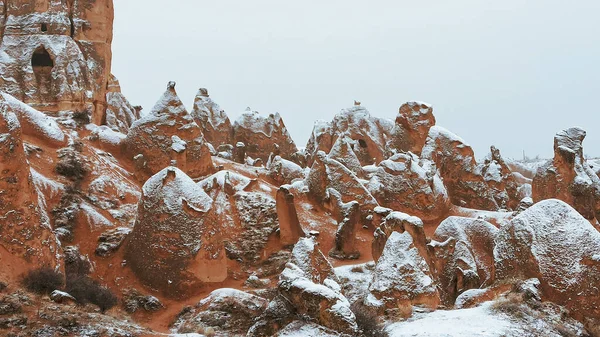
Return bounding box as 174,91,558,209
66,276,117,313
350,299,389,337
72,110,91,125
21,267,64,295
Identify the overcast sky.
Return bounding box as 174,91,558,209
112,1,600,160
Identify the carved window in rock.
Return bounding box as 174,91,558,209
41,23,48,32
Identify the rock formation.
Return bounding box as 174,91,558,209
532,127,600,220
305,104,394,167
276,186,305,246
233,108,297,162
495,199,600,321
372,211,429,264
277,238,358,335
306,151,378,219
0,106,61,276
329,200,360,260
125,167,226,297
191,88,233,146
367,152,450,221
387,101,436,155
0,0,114,124
369,231,440,315
104,75,140,134
267,155,305,185
430,216,498,305
421,126,499,210
124,82,215,182
479,146,522,210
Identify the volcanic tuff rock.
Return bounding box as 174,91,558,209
494,199,600,321
306,150,378,219
372,211,429,264
125,166,226,297
191,88,233,146
0,106,61,272
430,216,498,305
124,82,215,182
0,0,114,124
367,152,450,222
277,238,358,335
233,108,297,162
480,146,522,210
532,127,600,220
305,105,394,167
104,75,140,134
369,231,440,315
421,125,499,210
388,101,436,155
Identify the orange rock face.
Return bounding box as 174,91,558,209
532,127,600,220
388,101,436,155
191,88,233,147
277,186,305,246
104,75,140,134
0,106,61,273
479,146,522,210
0,0,114,123
124,82,215,182
233,108,298,162
421,126,499,210
125,167,226,298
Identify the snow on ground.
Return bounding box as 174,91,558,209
275,321,340,337
334,263,375,303
386,302,514,337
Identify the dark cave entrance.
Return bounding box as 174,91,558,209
32,46,54,95
32,46,54,68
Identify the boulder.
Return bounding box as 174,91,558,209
125,167,226,297
367,152,450,222
421,126,498,210
387,101,436,155
305,104,393,167
369,231,440,315
233,108,297,162
278,238,358,335
532,127,600,220
124,82,215,182
429,216,498,305
328,135,366,177
175,288,269,335
0,107,61,271
0,0,114,123
191,88,233,146
494,199,600,320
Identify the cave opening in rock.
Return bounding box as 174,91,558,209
41,23,48,32
358,139,367,148
32,46,54,68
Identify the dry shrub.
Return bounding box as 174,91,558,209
66,276,117,313
351,299,388,337
21,267,64,295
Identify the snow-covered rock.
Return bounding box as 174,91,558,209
191,88,233,147
532,127,600,220
430,216,498,305
367,152,450,221
369,231,440,315
494,199,600,320
124,82,215,182
278,238,358,335
421,126,499,210
104,74,140,134
387,101,436,155
305,104,393,167
125,166,226,297
233,107,298,162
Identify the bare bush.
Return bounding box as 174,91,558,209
21,267,64,295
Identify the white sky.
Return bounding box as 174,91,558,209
112,0,600,160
